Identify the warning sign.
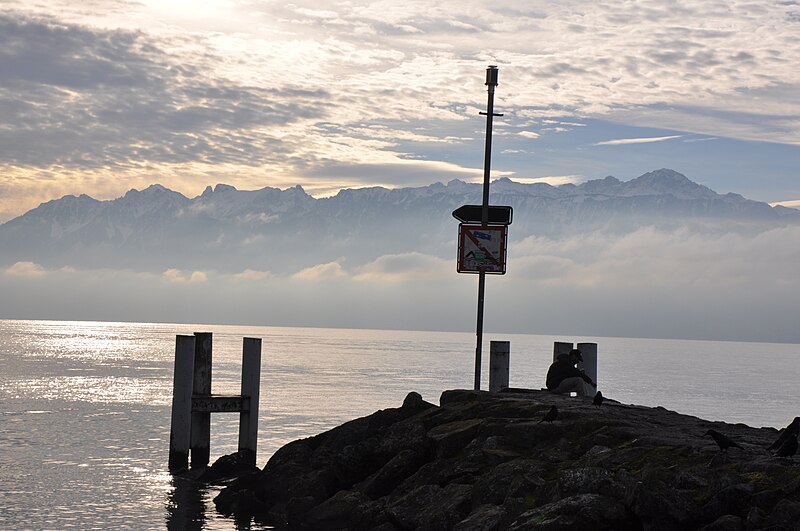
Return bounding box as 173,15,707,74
457,224,507,274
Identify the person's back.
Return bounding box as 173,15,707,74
546,349,595,396
546,354,575,390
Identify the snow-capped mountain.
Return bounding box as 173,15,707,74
1,169,796,274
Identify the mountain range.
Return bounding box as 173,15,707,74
2,169,797,275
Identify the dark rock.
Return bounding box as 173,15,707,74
357,448,429,499
765,499,800,529
454,504,506,531
386,483,472,530
198,449,260,483
301,489,376,530
214,389,800,530
428,418,486,458
697,514,743,531
506,493,635,531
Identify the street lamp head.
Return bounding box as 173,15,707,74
485,65,499,87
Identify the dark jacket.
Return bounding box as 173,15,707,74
546,354,594,390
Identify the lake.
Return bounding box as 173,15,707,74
1,319,797,529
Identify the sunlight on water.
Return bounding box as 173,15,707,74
0,319,798,529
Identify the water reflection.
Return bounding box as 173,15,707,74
166,475,207,531
166,474,269,531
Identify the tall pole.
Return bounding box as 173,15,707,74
474,65,501,390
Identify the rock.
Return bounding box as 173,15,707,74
454,504,506,531
506,493,634,531
698,514,743,531
387,483,472,530
214,389,800,530
198,449,260,483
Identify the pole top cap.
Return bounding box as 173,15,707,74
486,65,499,86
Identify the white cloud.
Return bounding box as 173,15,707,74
162,268,208,283
594,135,683,146
291,261,347,281
518,131,540,139
510,175,584,186
770,199,800,209
5,261,47,277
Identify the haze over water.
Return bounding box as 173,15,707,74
1,319,797,529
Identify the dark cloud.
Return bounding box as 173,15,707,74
0,12,330,169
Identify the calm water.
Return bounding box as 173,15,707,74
0,319,798,530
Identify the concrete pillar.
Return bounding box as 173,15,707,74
191,332,212,468
553,341,573,361
577,342,598,389
489,341,510,392
169,335,196,471
238,337,262,466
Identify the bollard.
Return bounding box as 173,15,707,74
577,342,598,389
489,341,510,392
191,332,213,468
169,335,196,471
238,337,261,466
553,341,573,361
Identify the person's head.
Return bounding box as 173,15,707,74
569,349,583,363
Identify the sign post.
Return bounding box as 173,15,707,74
457,65,506,391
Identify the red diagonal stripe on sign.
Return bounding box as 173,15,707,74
464,229,500,266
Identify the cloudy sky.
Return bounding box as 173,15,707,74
2,0,800,223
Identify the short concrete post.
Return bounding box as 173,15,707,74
191,332,212,468
489,341,510,392
553,341,573,361
577,342,598,389
238,337,261,466
169,335,196,471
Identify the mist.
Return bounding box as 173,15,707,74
3,224,798,343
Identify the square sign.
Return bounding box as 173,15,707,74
457,224,507,274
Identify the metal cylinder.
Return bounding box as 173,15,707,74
486,65,499,86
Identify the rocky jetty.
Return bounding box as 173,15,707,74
214,389,800,530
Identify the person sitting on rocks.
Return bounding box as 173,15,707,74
546,348,596,396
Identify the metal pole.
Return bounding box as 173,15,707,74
474,65,500,391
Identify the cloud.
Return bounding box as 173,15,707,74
233,268,272,281
770,199,800,209
5,261,47,277
291,261,347,281
162,268,208,283
354,253,451,282
2,0,800,221
518,131,540,139
510,175,584,186
594,135,683,146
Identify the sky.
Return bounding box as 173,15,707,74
2,1,800,344
1,0,800,224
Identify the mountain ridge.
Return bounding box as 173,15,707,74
2,169,798,275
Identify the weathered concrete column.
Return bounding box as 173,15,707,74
489,340,510,392
577,342,598,389
169,335,196,471
238,337,262,466
191,332,212,468
553,341,573,361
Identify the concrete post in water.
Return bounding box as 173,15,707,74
169,335,196,471
577,342,598,389
489,341,510,392
169,332,262,471
553,341,573,361
238,337,262,466
191,332,213,468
